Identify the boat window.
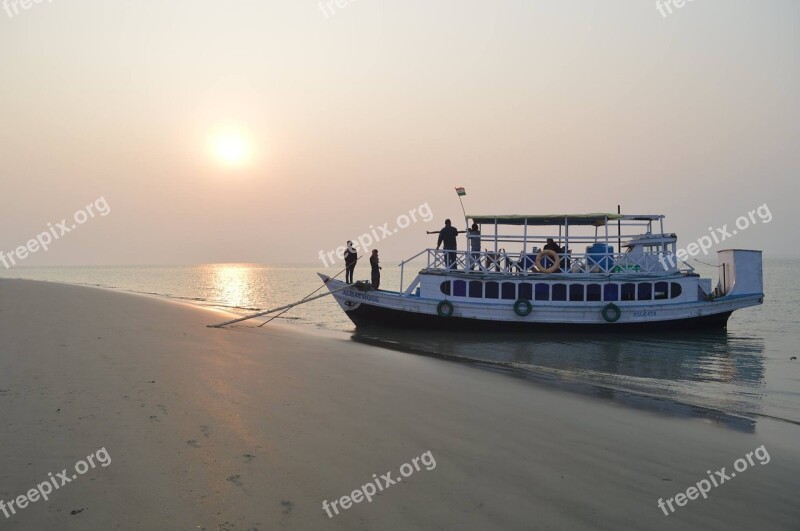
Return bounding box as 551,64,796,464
519,282,533,300
440,281,451,295
469,280,483,298
569,284,584,302
453,280,466,297
654,282,668,300
637,283,652,301
587,284,602,301
621,283,636,301
534,283,550,301
485,281,500,299
552,283,567,301
604,284,619,301
502,282,516,300
670,282,682,299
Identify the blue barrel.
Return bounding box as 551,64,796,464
586,243,614,271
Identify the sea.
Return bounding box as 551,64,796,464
2,259,798,431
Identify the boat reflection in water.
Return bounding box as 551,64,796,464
351,328,767,433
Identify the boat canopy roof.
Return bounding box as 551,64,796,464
468,213,664,227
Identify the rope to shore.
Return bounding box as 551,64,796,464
691,258,722,268
208,254,367,328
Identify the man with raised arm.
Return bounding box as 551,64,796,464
436,219,459,270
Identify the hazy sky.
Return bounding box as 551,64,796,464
1,0,798,266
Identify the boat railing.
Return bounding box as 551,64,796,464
398,249,429,292
419,249,694,276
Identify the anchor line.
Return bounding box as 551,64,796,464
208,254,367,328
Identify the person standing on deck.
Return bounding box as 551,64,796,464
467,223,481,270
370,249,382,289
436,219,459,269
344,241,357,284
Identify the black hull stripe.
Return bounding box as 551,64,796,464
345,303,731,332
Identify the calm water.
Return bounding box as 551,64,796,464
2,259,798,429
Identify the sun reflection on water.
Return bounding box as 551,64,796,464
203,263,271,311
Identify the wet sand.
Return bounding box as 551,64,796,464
0,278,797,530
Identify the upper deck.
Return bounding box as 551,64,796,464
403,213,694,280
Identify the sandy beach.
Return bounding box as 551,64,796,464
0,278,797,530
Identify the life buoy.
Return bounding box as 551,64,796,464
437,300,454,318
514,299,533,317
535,250,560,273
602,303,621,323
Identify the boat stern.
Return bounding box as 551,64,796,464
716,249,764,300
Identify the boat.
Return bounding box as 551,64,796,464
319,213,764,331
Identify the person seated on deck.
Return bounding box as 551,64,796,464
486,248,509,272
484,249,500,272
499,249,512,272
544,238,563,254
542,239,570,272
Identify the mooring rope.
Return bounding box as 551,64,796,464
208,254,366,328
691,257,722,268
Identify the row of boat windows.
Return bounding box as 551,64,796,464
440,281,683,302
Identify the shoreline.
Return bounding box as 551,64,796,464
0,274,351,336
3,277,795,429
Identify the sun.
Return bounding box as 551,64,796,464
211,131,250,167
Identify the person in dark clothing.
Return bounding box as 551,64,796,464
369,249,382,289
343,241,357,284
544,238,569,270
436,219,459,269
467,223,481,270
544,238,563,254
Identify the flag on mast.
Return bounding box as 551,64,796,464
455,187,468,228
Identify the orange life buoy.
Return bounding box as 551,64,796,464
535,250,560,273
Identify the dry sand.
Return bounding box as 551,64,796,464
0,278,797,530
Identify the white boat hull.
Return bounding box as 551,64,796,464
319,276,761,331
319,248,764,332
